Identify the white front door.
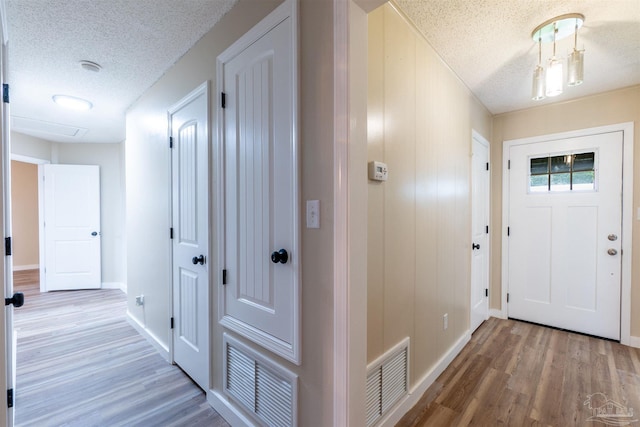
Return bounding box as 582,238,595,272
170,82,209,390
218,7,300,364
470,132,489,332
43,164,101,291
507,131,623,340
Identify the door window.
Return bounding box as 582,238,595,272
529,151,596,192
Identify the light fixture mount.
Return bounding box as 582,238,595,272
79,60,102,73
531,13,584,43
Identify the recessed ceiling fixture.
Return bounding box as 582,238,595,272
52,95,93,111
79,60,102,73
531,13,585,101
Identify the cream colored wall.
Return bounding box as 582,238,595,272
12,132,53,161
367,3,492,386
491,85,640,336
11,161,39,267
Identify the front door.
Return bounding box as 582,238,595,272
170,82,209,390
43,164,101,291
507,131,623,340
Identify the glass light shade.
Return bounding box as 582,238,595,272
567,49,584,86
545,58,563,97
52,95,93,111
531,65,546,100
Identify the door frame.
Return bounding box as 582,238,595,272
501,122,634,345
470,129,490,331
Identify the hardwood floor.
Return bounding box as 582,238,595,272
12,270,229,427
398,317,640,427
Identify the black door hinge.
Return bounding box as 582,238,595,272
221,92,226,109
486,162,489,171
3,84,9,103
507,293,510,303
5,237,11,256
485,288,488,297
507,227,510,236
508,160,511,169
222,269,227,285
170,317,174,329
170,228,174,239
7,388,13,408
169,136,173,149
485,225,489,234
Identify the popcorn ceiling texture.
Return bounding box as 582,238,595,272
394,0,640,114
7,0,237,143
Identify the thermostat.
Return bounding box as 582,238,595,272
368,161,388,181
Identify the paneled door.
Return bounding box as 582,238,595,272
43,164,101,291
170,82,209,390
218,4,300,364
507,131,623,340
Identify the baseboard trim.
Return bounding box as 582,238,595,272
628,335,640,349
376,330,471,427
102,282,127,293
13,264,39,271
126,311,170,362
207,390,257,427
490,309,506,319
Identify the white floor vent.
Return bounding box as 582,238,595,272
366,338,409,427
224,334,298,426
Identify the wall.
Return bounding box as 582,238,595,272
367,2,492,390
10,161,39,268
125,0,337,424
491,85,640,337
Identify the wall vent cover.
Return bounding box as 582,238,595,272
366,338,409,427
224,334,298,427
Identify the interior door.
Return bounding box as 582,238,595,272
470,133,489,332
170,82,209,391
219,10,300,364
43,165,101,291
507,131,623,340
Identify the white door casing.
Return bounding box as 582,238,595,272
217,2,300,364
470,131,490,333
43,164,101,291
506,131,623,340
170,82,210,391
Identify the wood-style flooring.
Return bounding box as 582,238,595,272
398,317,640,426
13,269,229,427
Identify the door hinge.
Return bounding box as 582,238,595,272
508,160,511,169
486,162,489,171
507,293,510,303
7,388,13,408
169,136,173,149
222,269,227,285
3,84,9,103
507,227,510,236
170,228,174,239
485,288,488,297
485,225,489,234
170,317,174,329
221,92,226,109
5,237,11,256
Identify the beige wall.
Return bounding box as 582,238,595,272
367,3,492,386
11,161,39,268
491,85,640,337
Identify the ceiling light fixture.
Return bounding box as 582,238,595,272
52,95,93,111
79,60,102,73
531,13,585,101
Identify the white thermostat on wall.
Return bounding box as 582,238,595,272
368,161,388,181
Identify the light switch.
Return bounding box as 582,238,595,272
306,200,320,229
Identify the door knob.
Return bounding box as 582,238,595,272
192,255,205,265
472,243,480,250
271,249,289,264
607,249,618,256
608,234,618,241
5,292,24,308
91,231,98,236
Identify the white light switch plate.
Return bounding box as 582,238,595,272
306,200,320,229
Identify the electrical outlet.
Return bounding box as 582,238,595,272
443,313,448,331
136,295,144,306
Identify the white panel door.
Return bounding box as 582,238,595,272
170,83,209,391
43,164,101,291
219,7,299,363
470,134,489,332
507,131,623,339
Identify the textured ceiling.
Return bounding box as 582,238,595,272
394,0,640,114
7,0,236,143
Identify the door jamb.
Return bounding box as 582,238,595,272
501,122,634,345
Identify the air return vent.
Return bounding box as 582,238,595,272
366,338,409,427
224,334,298,426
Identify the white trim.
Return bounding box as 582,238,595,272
333,0,350,425
101,282,126,292
12,264,38,271
490,309,506,319
207,390,258,427
501,122,634,345
126,312,170,362
37,165,45,292
628,336,640,349
375,331,471,427
10,154,50,165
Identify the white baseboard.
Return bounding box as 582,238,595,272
377,330,472,427
490,309,506,319
102,282,127,293
628,335,640,349
13,264,39,271
126,311,170,362
207,390,257,427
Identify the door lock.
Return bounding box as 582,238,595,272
607,234,618,241
607,248,618,256
192,254,205,265
271,249,289,264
